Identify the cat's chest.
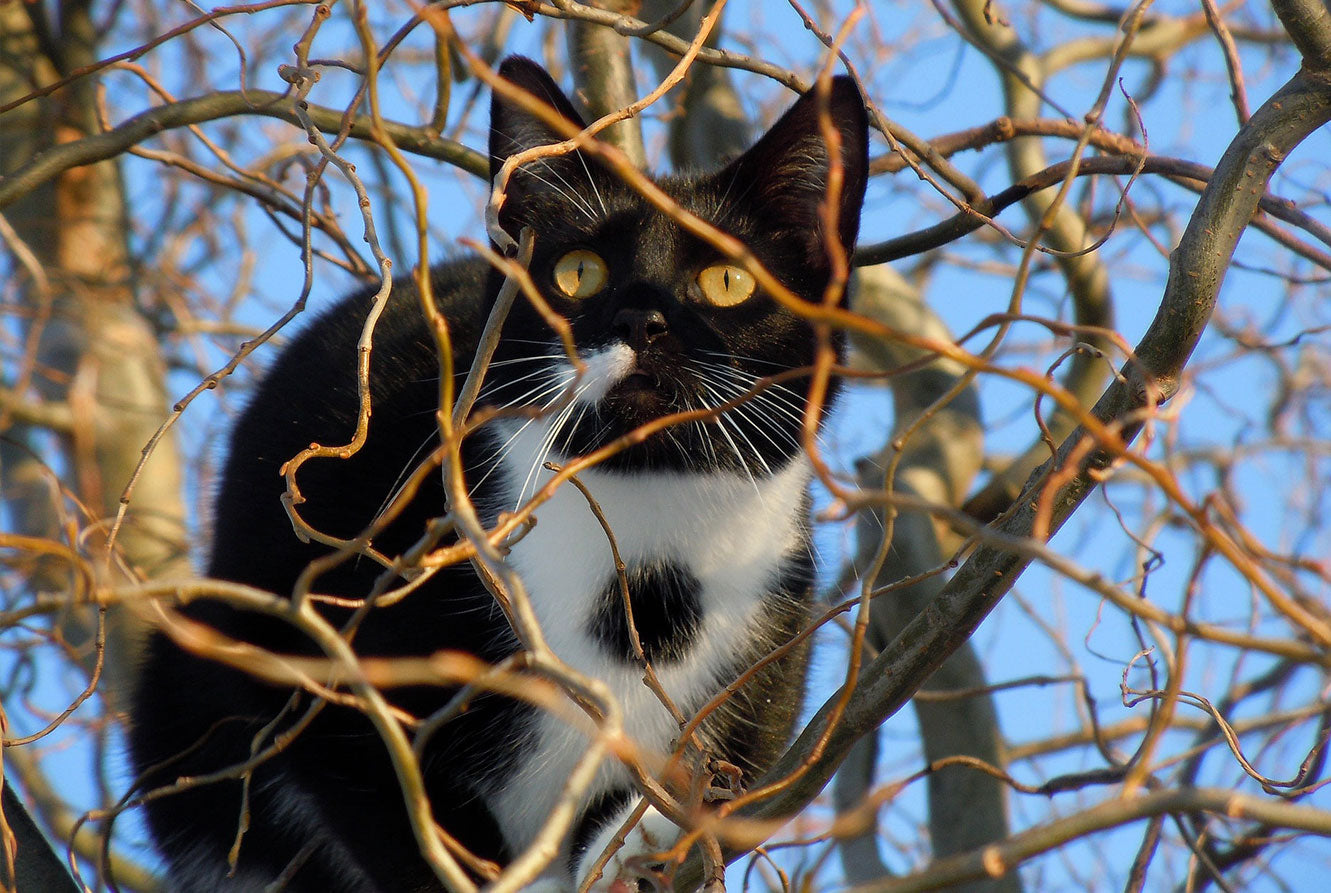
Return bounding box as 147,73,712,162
486,422,811,668
480,424,811,845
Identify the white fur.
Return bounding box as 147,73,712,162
482,343,812,881
578,802,678,892
572,342,635,406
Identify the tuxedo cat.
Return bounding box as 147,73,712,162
128,57,868,891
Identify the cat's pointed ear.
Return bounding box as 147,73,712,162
489,56,600,237
718,76,869,270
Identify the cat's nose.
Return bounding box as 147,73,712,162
612,308,669,348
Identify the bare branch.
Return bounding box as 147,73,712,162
672,47,1331,892
565,0,648,166
0,90,487,212
846,787,1331,893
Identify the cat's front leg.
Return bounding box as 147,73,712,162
576,800,680,893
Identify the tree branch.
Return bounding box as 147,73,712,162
0,89,487,212
855,154,1331,270
1273,0,1331,68
636,0,752,168
672,50,1331,893
565,0,647,166
834,264,1009,890
846,787,1331,893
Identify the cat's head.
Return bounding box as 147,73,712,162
482,56,868,479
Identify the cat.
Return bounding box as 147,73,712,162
127,56,868,892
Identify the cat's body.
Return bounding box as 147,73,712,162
128,58,867,891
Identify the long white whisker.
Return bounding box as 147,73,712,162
695,379,760,493
692,361,822,460
573,151,609,217
715,394,774,479
470,415,542,494
684,388,723,471
518,418,562,509
692,360,825,446
516,378,591,508
490,373,577,412
540,159,600,220
496,156,597,222
483,354,568,370
374,430,439,522
727,396,795,457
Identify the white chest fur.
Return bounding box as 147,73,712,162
482,420,812,850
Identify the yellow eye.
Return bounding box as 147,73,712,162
552,249,608,299
697,264,756,307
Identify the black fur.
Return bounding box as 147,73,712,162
589,562,703,664
128,56,868,891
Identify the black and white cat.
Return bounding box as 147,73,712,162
128,57,868,891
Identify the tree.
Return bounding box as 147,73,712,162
2,0,1329,890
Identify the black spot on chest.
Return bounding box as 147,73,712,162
589,561,702,665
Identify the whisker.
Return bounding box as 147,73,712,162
694,379,761,493
470,415,541,495
573,150,609,217
692,360,820,434
487,375,575,414
690,361,823,459
483,354,569,370
515,378,591,508
726,396,797,457
541,160,601,221
489,145,598,222
701,350,814,373
373,430,440,524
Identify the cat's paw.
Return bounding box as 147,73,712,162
576,803,679,893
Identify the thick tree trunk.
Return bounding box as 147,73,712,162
1,0,189,747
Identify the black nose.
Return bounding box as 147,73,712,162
612,308,668,348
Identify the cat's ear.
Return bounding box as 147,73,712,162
718,76,869,271
489,56,601,237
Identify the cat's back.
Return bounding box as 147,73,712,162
206,257,491,587
127,256,510,891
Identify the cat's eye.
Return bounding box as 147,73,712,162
696,264,757,307
552,249,608,299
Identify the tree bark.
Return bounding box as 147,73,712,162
0,1,189,693
565,0,648,167
837,265,1015,892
